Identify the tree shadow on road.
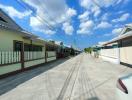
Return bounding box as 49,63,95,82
0,58,71,95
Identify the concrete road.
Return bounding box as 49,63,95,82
0,53,132,100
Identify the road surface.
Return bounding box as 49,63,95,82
0,53,131,100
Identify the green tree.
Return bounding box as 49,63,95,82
84,47,93,53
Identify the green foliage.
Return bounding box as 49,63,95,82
84,47,93,53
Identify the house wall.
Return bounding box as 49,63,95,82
0,28,46,51
32,41,44,46
47,51,56,62
0,28,24,51
99,48,120,64
25,59,45,68
0,28,47,77
120,37,132,65
0,63,21,75
120,47,132,65
0,27,60,78
99,37,132,66
32,41,45,51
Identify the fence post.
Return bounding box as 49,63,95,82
21,42,24,70
45,44,47,63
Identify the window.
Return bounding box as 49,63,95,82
14,41,43,51
24,44,31,51
46,45,55,51
121,38,132,47
32,45,42,51
14,41,23,51
24,44,42,51
112,44,118,48
0,17,7,23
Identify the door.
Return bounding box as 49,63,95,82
13,40,24,69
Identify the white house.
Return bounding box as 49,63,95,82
96,24,132,67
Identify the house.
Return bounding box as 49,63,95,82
54,41,72,58
0,8,79,78
100,42,119,64
0,9,56,78
95,24,132,67
104,24,132,66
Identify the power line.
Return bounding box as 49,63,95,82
15,0,76,47
15,0,55,30
37,0,58,25
92,0,107,13
16,0,70,44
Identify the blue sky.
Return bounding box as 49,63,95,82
0,0,132,49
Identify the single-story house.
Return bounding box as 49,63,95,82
98,42,120,64
0,9,56,78
95,24,132,67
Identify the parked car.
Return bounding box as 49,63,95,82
116,73,132,100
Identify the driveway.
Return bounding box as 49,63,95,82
0,53,131,100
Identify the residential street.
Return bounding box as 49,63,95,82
0,53,131,100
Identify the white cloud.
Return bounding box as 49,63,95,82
79,20,94,28
77,1,100,35
96,21,112,29
94,9,101,17
62,22,74,35
77,5,99,35
79,0,101,18
117,11,124,14
30,16,55,35
103,33,112,37
80,0,123,9
79,0,125,19
78,11,90,21
44,30,56,35
80,0,93,9
30,16,41,26
78,0,125,35
66,8,77,18
115,0,122,4
112,13,130,22
0,4,31,19
95,0,123,7
24,0,76,35
112,28,122,35
77,20,94,34
103,27,122,37
91,5,101,17
101,13,109,21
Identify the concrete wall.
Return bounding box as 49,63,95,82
0,58,46,75
47,51,56,62
47,51,56,57
120,38,132,65
99,48,120,64
120,47,132,65
0,63,21,75
25,59,45,68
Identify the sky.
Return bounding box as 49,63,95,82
0,0,132,50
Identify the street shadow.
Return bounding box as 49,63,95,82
87,97,100,100
0,57,71,95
